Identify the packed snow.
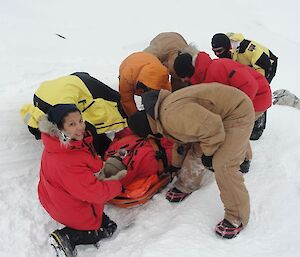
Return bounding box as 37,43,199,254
1,0,300,256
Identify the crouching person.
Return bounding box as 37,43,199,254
128,83,255,239
38,104,125,257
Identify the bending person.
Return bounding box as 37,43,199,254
119,52,171,116
20,72,127,156
211,32,278,140
128,83,255,239
144,32,189,91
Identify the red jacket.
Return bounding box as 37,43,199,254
38,132,122,230
190,52,272,112
104,128,173,186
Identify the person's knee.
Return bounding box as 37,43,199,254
212,155,240,175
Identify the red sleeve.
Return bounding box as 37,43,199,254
60,165,122,205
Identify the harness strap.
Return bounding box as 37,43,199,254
149,138,168,175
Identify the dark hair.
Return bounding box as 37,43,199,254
173,53,195,78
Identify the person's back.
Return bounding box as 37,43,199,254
119,52,171,116
173,46,272,113
20,72,127,155
211,32,278,83
21,72,127,138
144,32,188,76
205,58,272,112
211,32,278,140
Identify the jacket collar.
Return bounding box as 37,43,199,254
147,89,171,135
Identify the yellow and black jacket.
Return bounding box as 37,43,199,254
20,72,127,137
227,33,278,83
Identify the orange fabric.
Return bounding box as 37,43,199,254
117,174,159,199
119,52,171,116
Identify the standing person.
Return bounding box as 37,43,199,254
119,52,171,116
211,32,278,139
127,84,255,239
173,46,272,172
144,32,189,91
20,72,127,156
38,104,124,257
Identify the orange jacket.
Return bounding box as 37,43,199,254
119,52,171,116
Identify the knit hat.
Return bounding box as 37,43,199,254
211,33,231,50
173,53,195,78
47,104,79,127
102,156,126,177
127,110,153,138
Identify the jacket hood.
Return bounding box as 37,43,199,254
38,115,71,144
190,51,213,84
226,32,245,42
180,45,212,83
180,44,199,57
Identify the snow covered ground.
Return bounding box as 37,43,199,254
1,0,300,256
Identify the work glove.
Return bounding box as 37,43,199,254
201,154,213,171
273,89,300,108
97,169,127,181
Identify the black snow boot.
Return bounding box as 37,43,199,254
49,229,77,257
100,213,118,239
250,112,267,140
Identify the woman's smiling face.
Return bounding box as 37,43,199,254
62,111,86,141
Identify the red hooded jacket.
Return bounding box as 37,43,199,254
190,52,272,112
38,132,122,230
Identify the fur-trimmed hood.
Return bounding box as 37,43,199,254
38,115,70,144
180,44,200,58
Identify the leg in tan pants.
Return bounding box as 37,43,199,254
213,122,254,227
174,144,210,194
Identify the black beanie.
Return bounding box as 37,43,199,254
173,53,195,78
47,104,79,127
211,33,231,50
127,110,153,138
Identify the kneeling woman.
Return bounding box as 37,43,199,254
38,104,123,257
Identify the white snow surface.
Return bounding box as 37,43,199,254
1,0,300,256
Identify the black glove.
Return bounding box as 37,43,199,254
165,165,180,174
201,154,213,170
164,165,180,179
